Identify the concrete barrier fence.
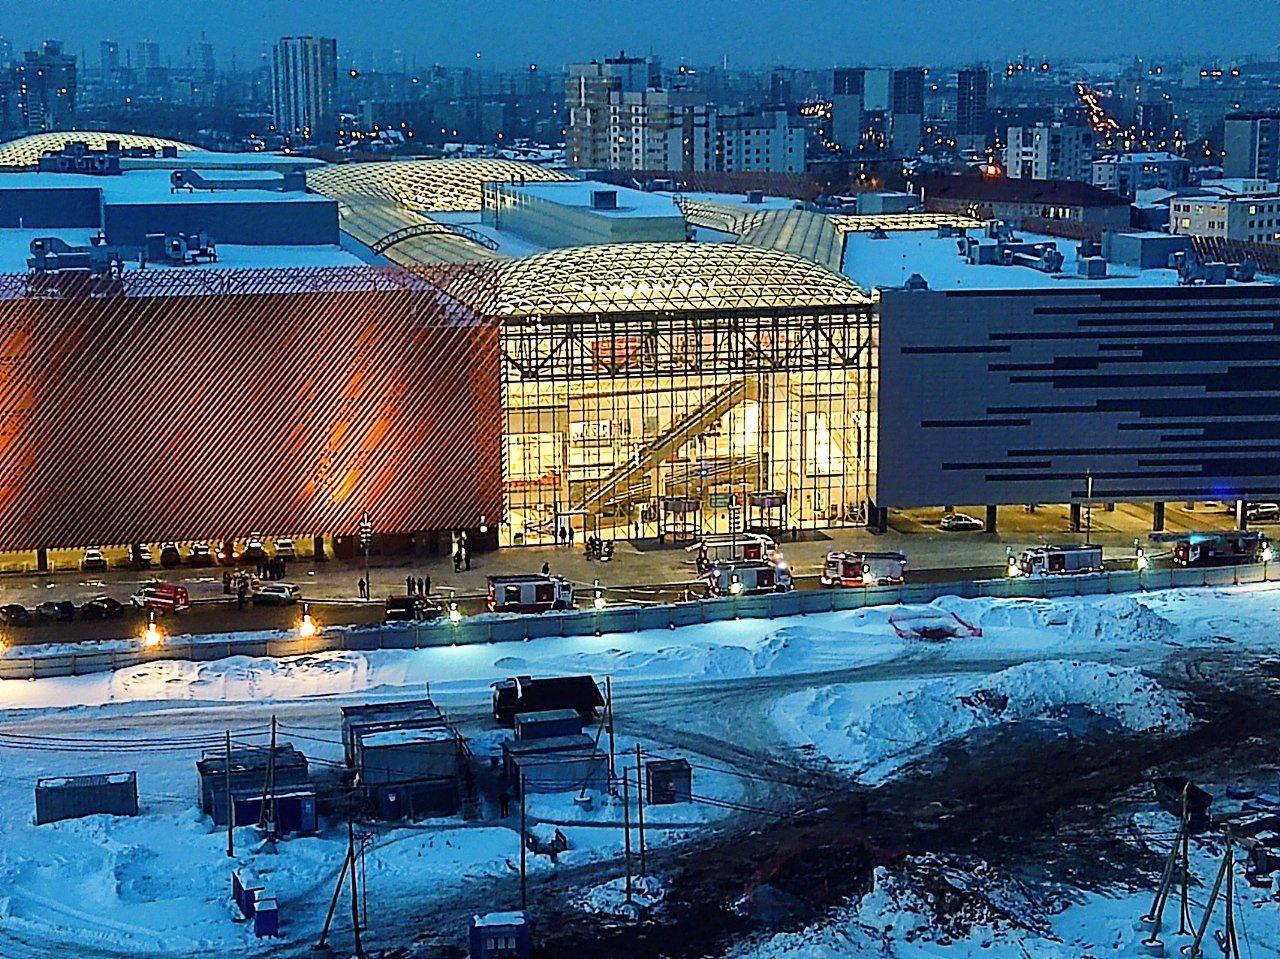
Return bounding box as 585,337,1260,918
1,562,1274,682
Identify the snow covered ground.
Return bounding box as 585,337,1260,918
0,584,1278,956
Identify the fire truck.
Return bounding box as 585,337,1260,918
820,551,908,587
705,559,793,596
486,574,575,613
1167,531,1268,568
1017,545,1104,576
690,533,781,565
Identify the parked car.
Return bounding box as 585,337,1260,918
251,583,301,606
939,512,984,532
242,534,268,564
1247,502,1280,524
81,547,108,572
159,543,183,568
0,604,31,626
273,538,296,560
36,600,76,622
384,595,441,622
79,596,126,620
189,543,215,567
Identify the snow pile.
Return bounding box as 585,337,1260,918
776,660,1192,782
934,594,1179,645
574,874,665,917
110,651,371,701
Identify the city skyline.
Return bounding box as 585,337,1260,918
1,0,1278,70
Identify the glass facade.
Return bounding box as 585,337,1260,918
499,306,876,545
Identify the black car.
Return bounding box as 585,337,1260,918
384,596,442,622
35,600,76,622
159,544,183,568
79,596,126,620
0,604,31,626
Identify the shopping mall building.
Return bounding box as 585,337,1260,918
0,132,1278,560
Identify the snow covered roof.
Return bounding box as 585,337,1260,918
307,158,573,213
0,131,198,167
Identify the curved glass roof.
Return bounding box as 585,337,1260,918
307,158,572,213
0,131,198,167
494,243,869,318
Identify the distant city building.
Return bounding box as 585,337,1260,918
609,87,713,172
955,67,989,150
99,40,120,76
829,66,924,156
271,36,338,145
565,55,658,168
1004,121,1093,182
915,174,1131,230
13,40,76,132
1223,112,1280,181
715,108,805,173
1170,193,1280,243
1092,152,1191,198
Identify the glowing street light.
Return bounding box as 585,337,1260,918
728,573,743,596
592,579,606,610
298,603,317,638
144,610,162,647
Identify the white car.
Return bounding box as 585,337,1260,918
1247,502,1280,524
81,547,108,571
251,583,301,606
939,512,985,532
273,537,296,560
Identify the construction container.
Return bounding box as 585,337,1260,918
35,771,139,825
356,725,460,786
340,698,445,766
646,758,693,805
372,776,460,820
502,733,596,783
214,784,318,833
514,709,585,742
511,749,609,796
491,675,604,727
196,744,309,822
469,910,532,959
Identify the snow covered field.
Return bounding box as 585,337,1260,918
0,584,1277,956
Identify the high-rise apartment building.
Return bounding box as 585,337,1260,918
609,88,713,172
13,40,76,132
565,54,656,168
955,67,989,150
271,36,338,144
1223,112,1280,181
1004,121,1093,181
830,66,924,155
715,109,805,173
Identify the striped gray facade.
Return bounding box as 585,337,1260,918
876,285,1280,508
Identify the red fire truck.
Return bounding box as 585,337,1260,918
1168,531,1268,567
820,551,908,587
1017,545,1104,576
704,560,794,597
486,574,576,614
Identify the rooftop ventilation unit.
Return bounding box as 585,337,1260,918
590,189,618,210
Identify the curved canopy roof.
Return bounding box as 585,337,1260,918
0,131,198,167
307,158,572,213
493,243,869,318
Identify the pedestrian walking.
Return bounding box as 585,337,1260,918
236,582,247,610
464,548,471,571
558,526,567,546
223,570,232,594
416,576,425,595
568,525,575,547
498,790,510,818
541,561,550,576
423,574,431,596
453,551,462,573
357,577,367,600
406,574,415,595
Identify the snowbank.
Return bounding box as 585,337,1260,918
775,660,1192,783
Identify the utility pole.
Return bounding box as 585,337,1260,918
359,510,373,601
605,677,616,785
1085,472,1094,546
348,819,365,958
224,729,234,858
1186,831,1237,959
258,715,278,837
315,841,353,954
635,744,647,877
622,763,633,902
519,772,528,910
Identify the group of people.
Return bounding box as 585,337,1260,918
555,525,576,547
222,570,254,608
254,557,288,581
453,530,472,573
405,574,432,597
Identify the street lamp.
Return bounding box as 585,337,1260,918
1006,546,1019,577
729,573,743,596
299,603,317,638
593,579,606,610
144,610,162,647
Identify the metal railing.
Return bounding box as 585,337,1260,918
2,562,1273,681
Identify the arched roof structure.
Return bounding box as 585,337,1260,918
307,158,572,213
0,131,198,167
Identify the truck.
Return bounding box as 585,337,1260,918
820,550,908,587
1017,544,1103,576
491,675,605,727
1168,530,1268,568
704,559,793,596
689,533,781,566
486,574,575,614
129,582,190,613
